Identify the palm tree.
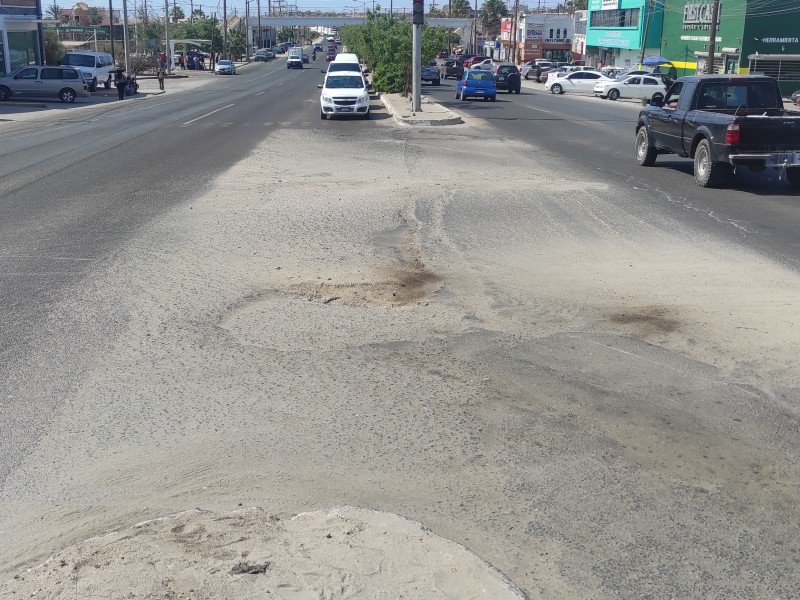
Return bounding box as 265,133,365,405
46,2,63,21
450,0,471,17
170,5,185,22
480,0,508,38
191,8,205,22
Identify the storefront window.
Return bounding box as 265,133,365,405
7,30,39,70
0,38,6,76
590,9,640,29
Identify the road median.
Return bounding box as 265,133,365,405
381,92,462,126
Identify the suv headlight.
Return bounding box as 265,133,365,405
321,93,332,102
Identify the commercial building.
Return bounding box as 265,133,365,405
519,12,579,63
585,0,664,68
0,0,44,76
659,0,800,95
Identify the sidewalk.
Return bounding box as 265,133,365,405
380,93,462,126
0,60,254,123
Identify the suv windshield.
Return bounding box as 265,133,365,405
326,75,364,89
62,54,95,67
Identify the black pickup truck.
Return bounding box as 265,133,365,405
635,75,800,187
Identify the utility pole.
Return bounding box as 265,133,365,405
706,0,720,74
223,0,228,59
257,0,262,48
245,0,250,59
108,0,115,61
638,0,653,67
164,0,171,72
121,0,130,73
511,0,519,65
412,0,423,112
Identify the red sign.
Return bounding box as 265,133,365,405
500,18,511,33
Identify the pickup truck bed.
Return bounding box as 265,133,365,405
635,75,800,187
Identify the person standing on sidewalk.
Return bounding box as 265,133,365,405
114,69,127,100
157,68,165,90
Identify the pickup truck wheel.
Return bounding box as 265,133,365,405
608,89,620,101
635,127,657,167
786,168,800,187
694,139,723,187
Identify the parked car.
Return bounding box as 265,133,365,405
493,64,521,94
422,60,441,85
60,50,115,91
545,70,611,94
539,66,569,83
0,65,88,103
600,66,625,79
792,89,800,105
214,59,236,75
521,60,552,79
635,75,800,187
594,74,668,101
456,69,497,102
318,70,370,119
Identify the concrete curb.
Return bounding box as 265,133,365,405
380,94,463,126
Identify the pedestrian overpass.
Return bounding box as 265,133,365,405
246,16,473,28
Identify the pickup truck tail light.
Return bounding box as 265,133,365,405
725,124,741,145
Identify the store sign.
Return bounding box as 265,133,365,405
760,37,800,44
683,3,721,30
526,27,544,39
587,29,639,48
589,0,618,9
544,38,569,44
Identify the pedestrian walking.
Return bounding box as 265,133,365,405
159,51,167,71
178,53,185,69
157,68,165,91
114,69,127,100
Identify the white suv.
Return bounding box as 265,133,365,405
318,70,370,119
60,51,115,91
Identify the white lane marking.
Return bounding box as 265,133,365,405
255,91,265,96
277,82,285,86
182,103,235,125
523,103,552,114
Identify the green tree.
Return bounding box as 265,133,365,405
450,0,471,17
170,5,185,22
191,8,205,22
339,13,449,94
43,28,65,65
480,0,508,38
87,6,102,25
227,27,246,59
172,17,223,53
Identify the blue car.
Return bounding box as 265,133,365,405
455,69,497,102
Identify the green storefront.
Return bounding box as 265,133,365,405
660,0,800,95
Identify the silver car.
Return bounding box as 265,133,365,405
0,65,89,102
214,59,236,75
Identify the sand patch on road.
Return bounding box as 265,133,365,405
3,506,526,600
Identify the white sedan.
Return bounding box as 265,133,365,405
544,71,612,94
594,74,668,101
470,58,495,70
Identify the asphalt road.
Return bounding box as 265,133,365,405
2,58,800,599
424,78,800,269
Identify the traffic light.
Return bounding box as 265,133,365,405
412,0,424,25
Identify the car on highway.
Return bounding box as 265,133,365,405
594,74,668,102
326,49,337,62
545,70,611,94
493,64,521,94
214,59,236,75
422,60,441,86
456,69,497,102
0,65,88,103
462,56,487,69
302,53,310,64
254,49,275,61
470,57,495,70
318,71,370,119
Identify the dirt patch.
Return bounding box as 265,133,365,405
607,306,680,336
